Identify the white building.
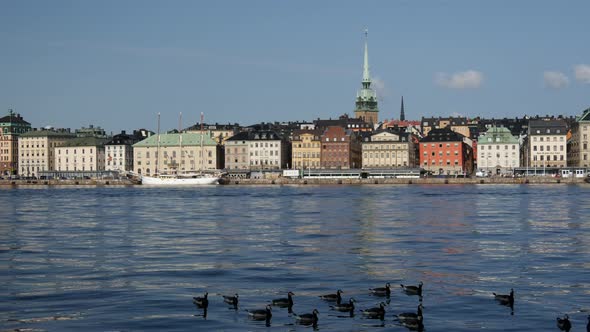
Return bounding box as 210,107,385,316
105,131,143,172
567,108,590,168
18,129,75,177
477,126,520,175
527,119,567,168
54,137,107,172
132,132,219,176
225,131,288,170
361,129,416,168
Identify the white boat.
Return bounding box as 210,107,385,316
141,173,220,185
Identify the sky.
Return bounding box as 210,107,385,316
1,0,589,134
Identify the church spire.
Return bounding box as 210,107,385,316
363,28,370,85
400,96,406,121
354,28,379,125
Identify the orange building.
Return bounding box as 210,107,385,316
419,127,473,176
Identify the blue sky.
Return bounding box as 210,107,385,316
1,1,589,133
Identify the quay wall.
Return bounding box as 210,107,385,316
1,177,587,187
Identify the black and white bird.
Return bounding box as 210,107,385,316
370,283,391,297
247,305,272,321
401,282,423,297
360,302,386,319
493,288,514,307
319,289,343,304
556,314,571,332
293,309,319,325
397,304,423,324
330,298,356,312
223,293,239,307
192,292,208,309
271,291,294,308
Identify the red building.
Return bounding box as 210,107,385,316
320,126,361,169
419,127,473,176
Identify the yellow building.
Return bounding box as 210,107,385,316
291,129,322,169
362,130,417,168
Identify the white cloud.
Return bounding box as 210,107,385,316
435,70,483,89
543,71,569,89
372,76,389,100
574,64,590,83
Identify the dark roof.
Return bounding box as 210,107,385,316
528,119,567,135
60,137,108,147
314,115,372,130
105,132,141,145
0,113,30,125
420,127,465,142
20,130,75,138
578,107,590,122
226,130,284,141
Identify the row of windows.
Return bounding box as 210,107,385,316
423,143,460,148
294,152,320,158
532,145,564,152
532,136,564,142
424,151,460,156
295,143,320,148
423,160,461,166
58,149,94,155
480,152,518,158
364,153,408,159
533,155,565,161
364,145,408,150
57,158,94,163
481,145,517,150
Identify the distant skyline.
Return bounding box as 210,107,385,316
1,1,589,133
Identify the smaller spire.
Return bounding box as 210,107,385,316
363,28,370,83
400,96,406,121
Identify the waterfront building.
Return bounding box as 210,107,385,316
105,130,144,172
567,107,590,168
526,119,567,169
18,129,75,177
419,127,474,175
54,137,107,172
224,130,288,170
421,116,471,138
476,126,520,175
133,132,219,175
291,129,322,169
0,110,31,176
320,126,361,169
354,31,379,125
362,129,417,168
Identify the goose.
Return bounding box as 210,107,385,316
493,288,514,306
370,283,391,297
192,292,208,309
223,293,239,307
397,304,423,323
319,289,343,304
361,302,386,319
271,291,294,307
293,309,319,325
401,282,423,297
330,298,356,312
247,305,272,321
556,314,571,332
401,315,424,331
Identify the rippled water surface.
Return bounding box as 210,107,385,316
1,185,589,331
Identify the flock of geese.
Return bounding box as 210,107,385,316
192,283,590,331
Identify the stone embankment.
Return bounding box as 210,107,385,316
1,177,587,187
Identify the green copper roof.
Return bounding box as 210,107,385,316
133,133,216,147
355,29,379,113
21,130,76,138
61,137,108,147
578,107,590,122
477,126,519,144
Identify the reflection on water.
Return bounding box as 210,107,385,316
1,185,589,331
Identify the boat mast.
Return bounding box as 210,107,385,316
179,112,183,175
200,112,204,173
156,112,161,176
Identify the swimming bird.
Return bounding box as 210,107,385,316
493,288,514,307
271,291,294,308
401,315,424,331
586,315,589,332
246,305,272,321
330,298,356,312
370,283,391,297
223,293,239,307
319,289,343,304
293,309,319,325
360,302,386,319
556,314,571,332
192,292,208,309
400,282,423,297
397,304,423,323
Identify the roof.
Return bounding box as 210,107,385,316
133,132,217,147
420,127,465,142
528,119,567,135
477,126,519,144
578,107,590,122
106,133,141,146
59,137,108,147
0,113,30,125
226,130,283,141
20,130,75,138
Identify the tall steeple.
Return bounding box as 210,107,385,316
400,96,405,121
354,28,379,125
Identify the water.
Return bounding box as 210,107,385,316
1,184,589,331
